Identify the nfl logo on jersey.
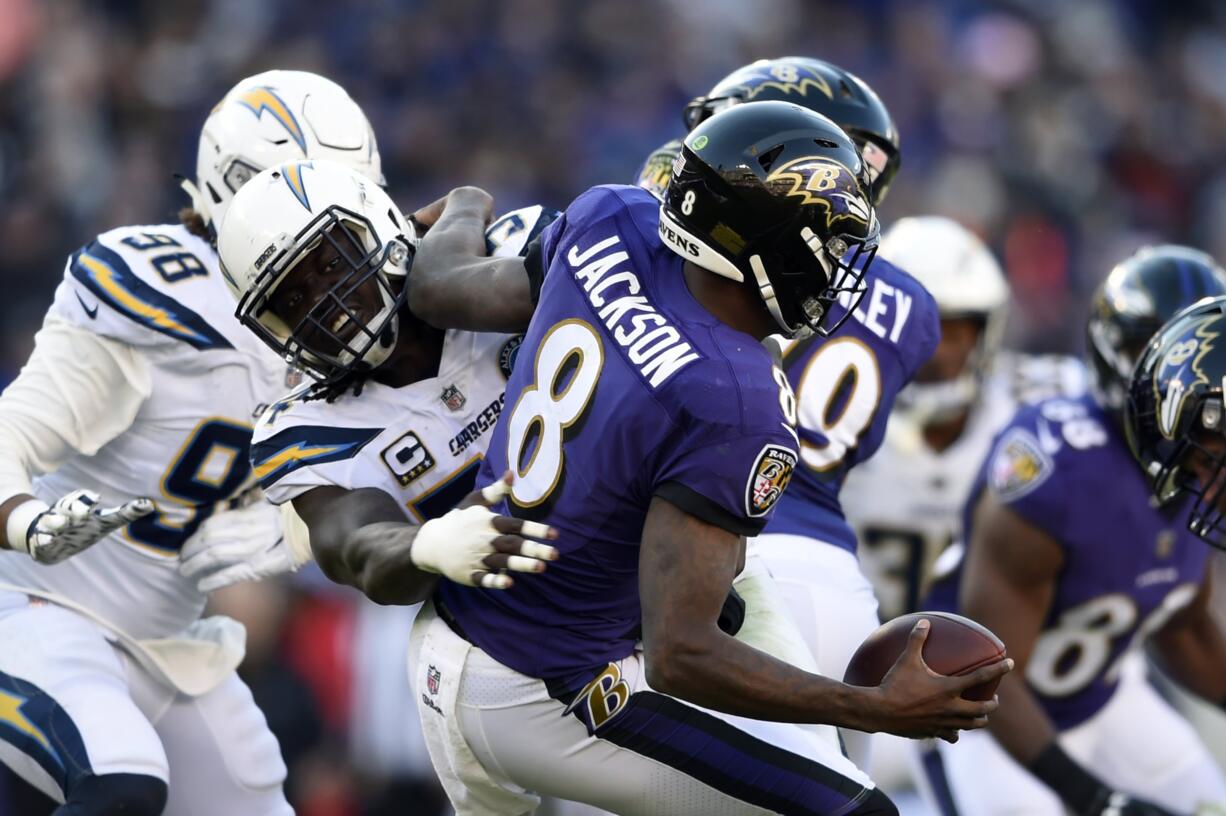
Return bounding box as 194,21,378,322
441,384,467,412
427,665,441,696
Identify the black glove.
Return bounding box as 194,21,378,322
717,586,746,636
1029,743,1180,816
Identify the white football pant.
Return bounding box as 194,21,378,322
747,533,883,770
0,591,290,814
409,600,879,816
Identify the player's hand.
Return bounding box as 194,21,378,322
17,490,153,565
410,471,559,589
412,186,495,235
865,619,1013,743
178,499,309,593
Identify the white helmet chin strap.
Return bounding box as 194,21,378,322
179,177,213,228
748,253,797,336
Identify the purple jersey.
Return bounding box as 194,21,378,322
929,393,1208,729
764,257,939,551
435,185,798,687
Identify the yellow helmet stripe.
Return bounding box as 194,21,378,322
234,86,307,154
282,161,313,211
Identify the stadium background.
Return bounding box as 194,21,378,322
1,0,1225,813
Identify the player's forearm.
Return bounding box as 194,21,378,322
409,195,533,332
1151,602,1226,703
644,627,877,728
985,671,1058,765
295,487,439,605
318,520,439,605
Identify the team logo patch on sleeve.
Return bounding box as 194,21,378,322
498,335,523,379
988,427,1054,502
746,444,798,517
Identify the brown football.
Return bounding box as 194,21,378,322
843,611,1007,701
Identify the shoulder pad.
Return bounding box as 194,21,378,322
53,225,232,350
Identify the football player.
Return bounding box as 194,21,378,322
217,158,562,602
674,57,940,770
0,71,390,814
842,216,1084,624
920,246,1226,815
406,101,1011,815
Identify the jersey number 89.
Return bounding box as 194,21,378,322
505,320,604,507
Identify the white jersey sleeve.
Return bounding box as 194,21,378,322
47,224,236,352
484,205,560,257
0,317,151,506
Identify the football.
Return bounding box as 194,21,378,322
843,611,1007,701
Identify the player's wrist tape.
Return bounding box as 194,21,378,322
1028,742,1110,815
5,499,48,554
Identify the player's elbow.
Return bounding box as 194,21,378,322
642,628,714,696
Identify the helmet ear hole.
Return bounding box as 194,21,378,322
206,182,222,205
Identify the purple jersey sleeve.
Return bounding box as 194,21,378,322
655,407,799,536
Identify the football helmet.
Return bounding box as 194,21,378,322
1087,245,1226,415
217,159,414,387
183,70,383,239
881,216,1009,424
1126,295,1226,548
634,138,683,202
659,100,878,339
683,57,900,205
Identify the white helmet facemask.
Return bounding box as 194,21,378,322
218,160,414,389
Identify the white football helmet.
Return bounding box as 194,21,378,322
183,69,383,238
880,216,1010,424
218,159,414,386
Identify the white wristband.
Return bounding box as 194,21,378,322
5,498,48,554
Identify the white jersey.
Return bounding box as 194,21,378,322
251,328,519,515
842,352,1086,620
250,205,557,515
0,223,289,638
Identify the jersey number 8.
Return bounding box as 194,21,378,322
505,320,604,507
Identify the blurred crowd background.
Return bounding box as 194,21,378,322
3,0,1226,813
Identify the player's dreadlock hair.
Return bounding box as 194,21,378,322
179,207,211,241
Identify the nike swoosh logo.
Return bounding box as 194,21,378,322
74,292,99,320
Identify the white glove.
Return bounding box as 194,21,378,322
178,499,310,593
410,484,557,589
6,490,154,565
